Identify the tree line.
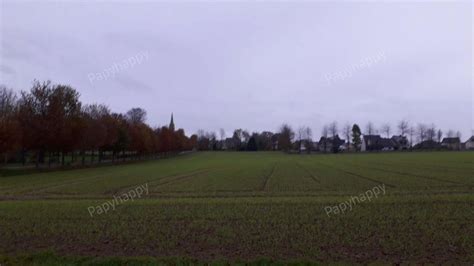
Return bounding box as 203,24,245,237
1,80,466,166
194,121,463,153
0,81,196,166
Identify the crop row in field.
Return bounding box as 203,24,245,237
1,152,472,199
0,193,473,264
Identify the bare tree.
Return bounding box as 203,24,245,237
446,130,455,138
426,124,436,141
381,123,391,138
197,129,206,139
322,126,328,139
456,131,462,139
343,123,351,148
278,124,294,151
328,121,338,138
397,120,409,136
219,128,226,141
417,123,427,143
305,127,313,153
365,122,375,135
305,127,312,140
436,129,443,143
408,127,415,147
297,127,306,152
297,126,312,153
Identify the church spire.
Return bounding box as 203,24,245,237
169,113,175,131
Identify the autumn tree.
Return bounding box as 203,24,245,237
18,81,54,166
0,86,20,163
126,107,147,124
48,84,83,165
81,104,109,164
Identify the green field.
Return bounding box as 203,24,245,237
1,152,473,265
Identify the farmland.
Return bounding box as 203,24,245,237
0,151,473,264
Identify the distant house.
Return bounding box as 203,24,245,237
361,135,395,151
361,135,379,151
319,135,345,153
441,137,461,150
379,138,395,151
465,136,474,150
391,135,409,150
413,140,441,150
340,141,353,152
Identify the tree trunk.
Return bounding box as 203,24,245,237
36,152,40,168
61,152,65,166
39,150,45,164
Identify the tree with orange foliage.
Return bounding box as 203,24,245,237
0,86,21,163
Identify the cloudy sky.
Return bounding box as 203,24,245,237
1,1,472,139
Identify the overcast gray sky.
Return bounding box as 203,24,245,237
1,1,472,140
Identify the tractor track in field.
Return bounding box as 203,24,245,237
314,161,396,188
260,164,276,191
372,160,474,174
360,165,469,186
1,174,109,196
151,169,210,187
105,169,210,195
24,174,110,195
0,173,109,194
1,187,472,200
345,161,471,186
296,163,321,184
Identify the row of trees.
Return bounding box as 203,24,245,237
358,120,461,143
1,80,466,164
324,120,461,148
193,120,463,153
0,81,196,166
